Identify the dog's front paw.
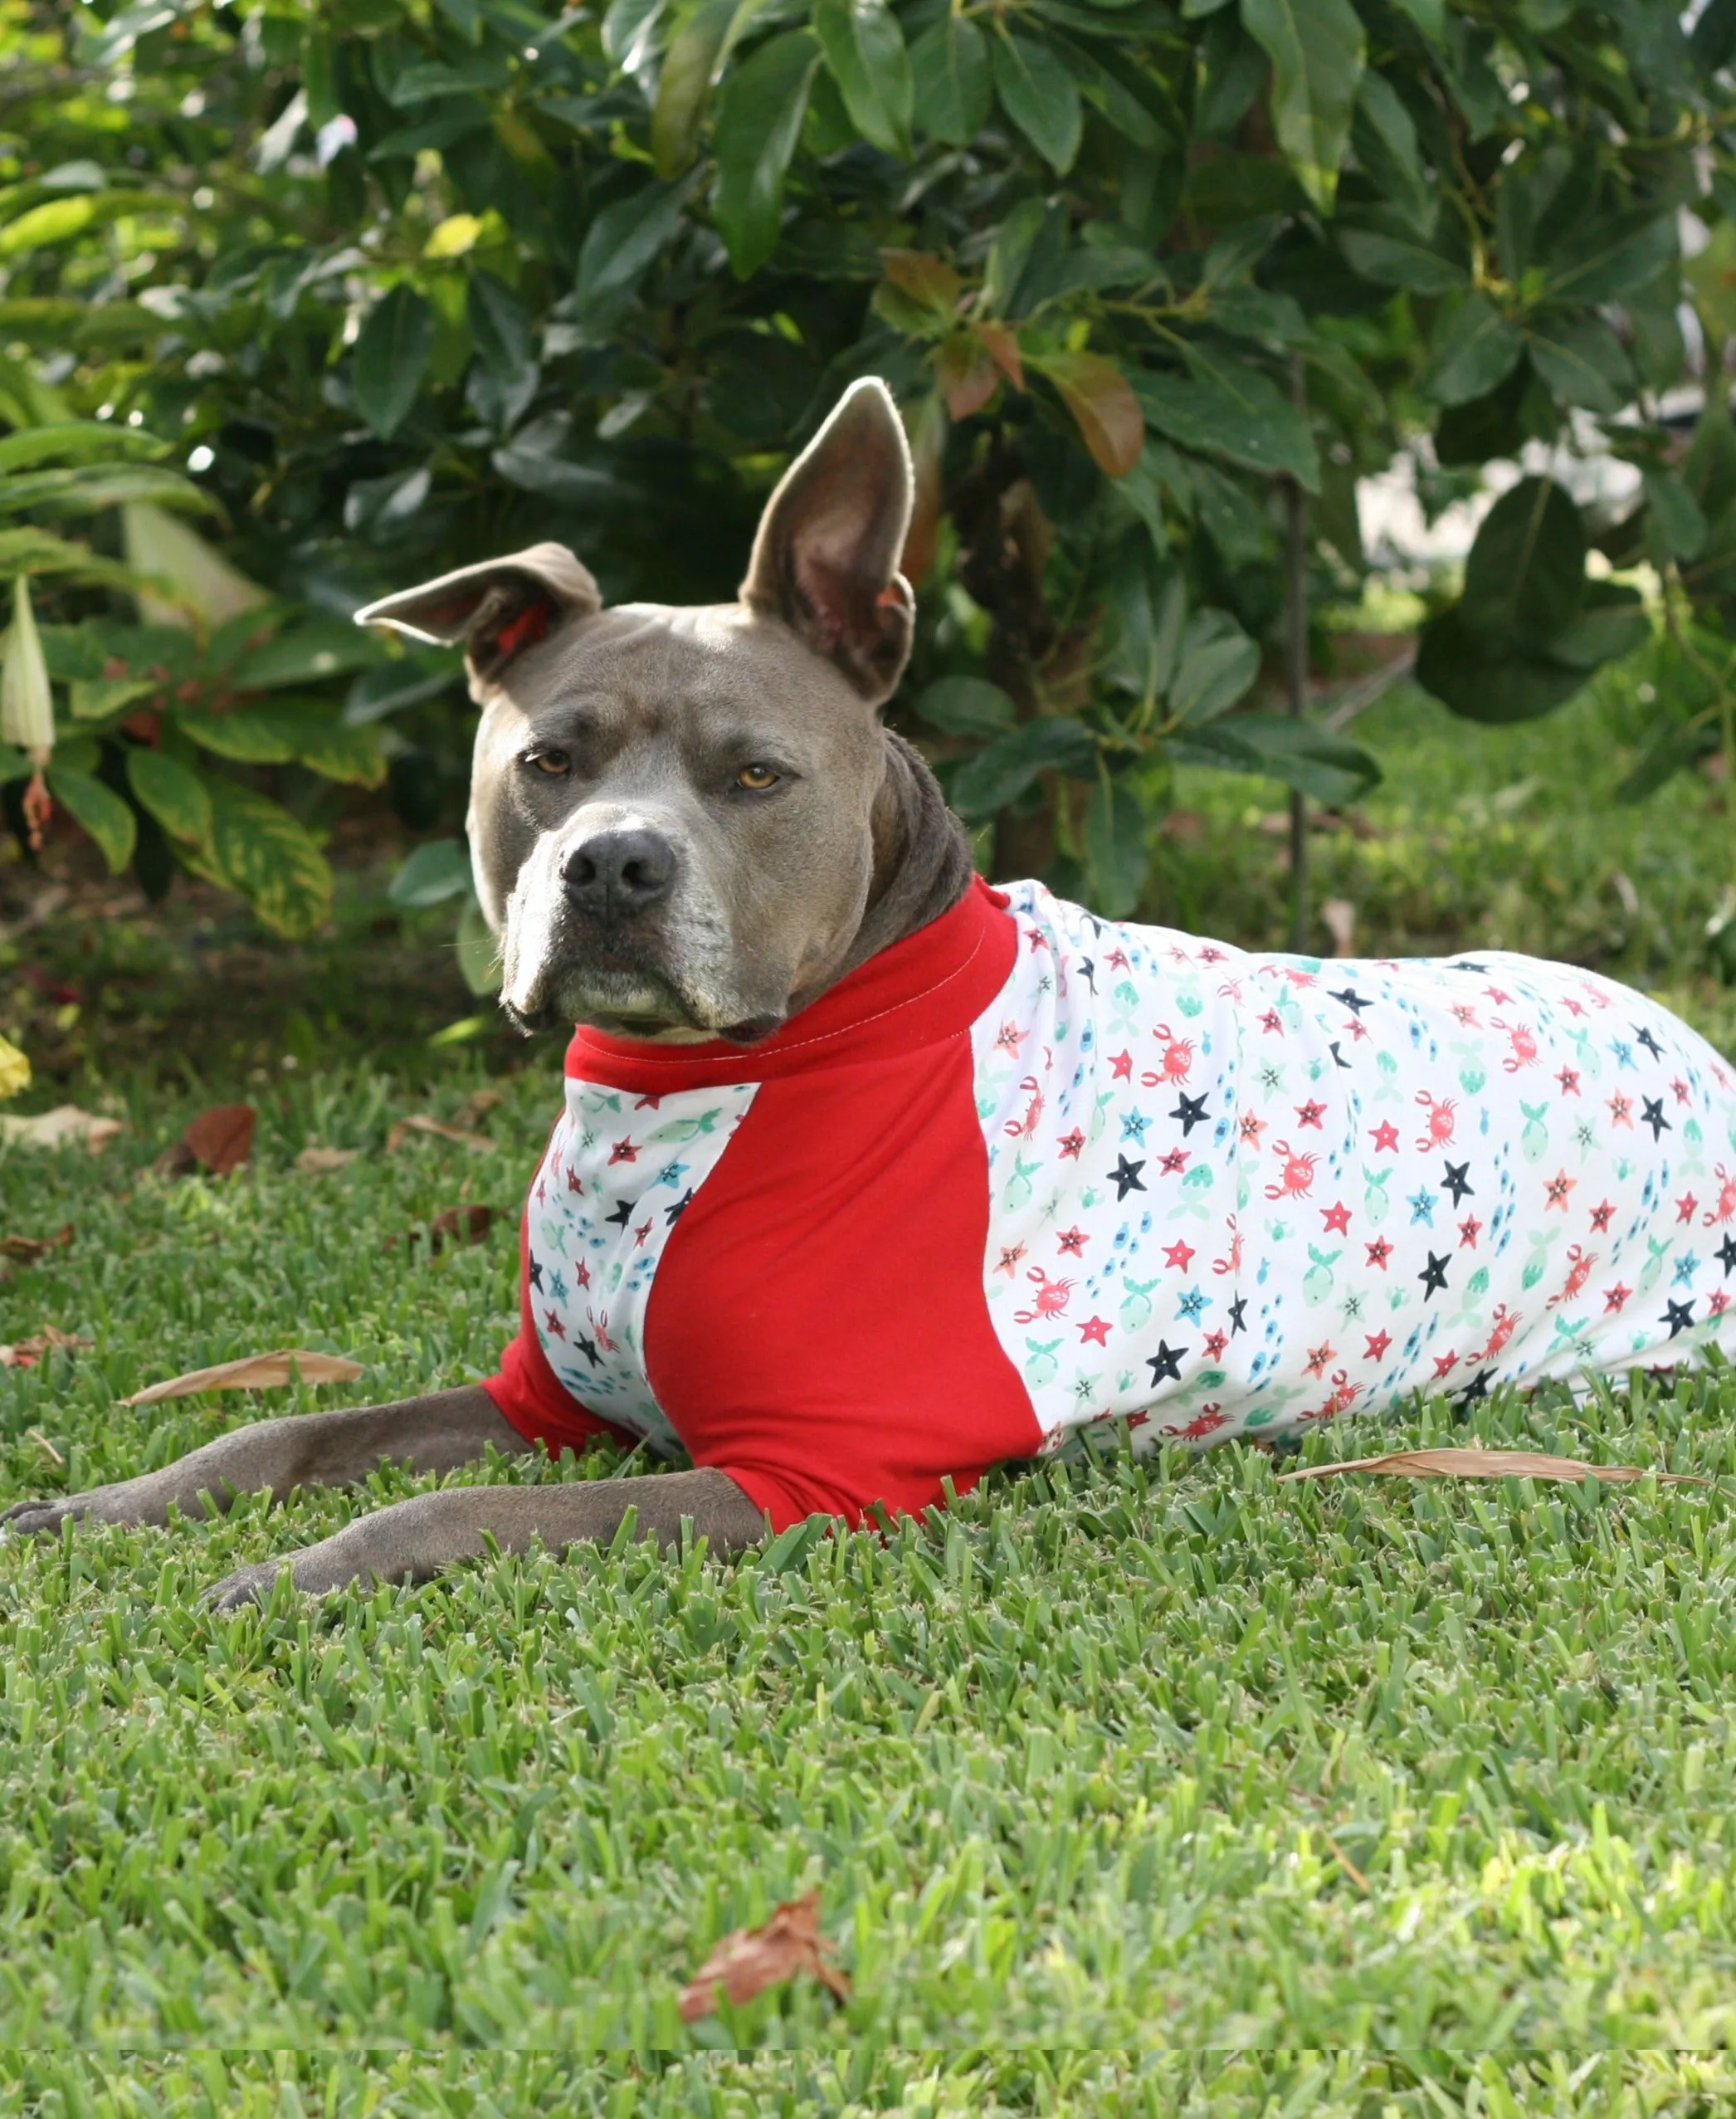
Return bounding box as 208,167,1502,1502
1,1494,87,1537
202,1558,300,1612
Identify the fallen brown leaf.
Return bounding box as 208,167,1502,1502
677,1892,851,2024
295,1145,358,1174
1278,1447,1708,1488
387,1113,492,1154
0,1326,90,1369
457,1087,504,1127
0,1223,74,1264
119,1349,364,1407
155,1103,256,1178
0,1105,123,1154
393,1204,498,1257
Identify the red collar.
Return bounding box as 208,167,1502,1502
563,875,1016,1091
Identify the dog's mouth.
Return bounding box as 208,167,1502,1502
505,954,785,1046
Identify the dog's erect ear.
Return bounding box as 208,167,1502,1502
739,378,915,703
354,544,601,683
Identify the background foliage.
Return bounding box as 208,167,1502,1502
0,0,1731,941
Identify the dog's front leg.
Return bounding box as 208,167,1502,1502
203,1467,769,1610
2,1386,524,1536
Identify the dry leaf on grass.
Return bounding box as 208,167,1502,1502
0,1223,74,1264
1278,1447,1708,1488
0,1326,90,1369
457,1087,504,1127
295,1145,358,1174
120,1349,364,1407
155,1103,256,1178
0,1106,123,1154
386,1113,492,1154
677,1892,851,2024
1321,898,1357,957
392,1204,498,1257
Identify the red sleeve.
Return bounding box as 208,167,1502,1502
641,1039,1042,1531
482,1208,633,1458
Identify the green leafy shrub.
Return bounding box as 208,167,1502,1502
0,0,1724,931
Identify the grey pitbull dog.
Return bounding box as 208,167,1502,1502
4,378,969,1606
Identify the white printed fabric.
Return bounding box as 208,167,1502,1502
971,881,1736,1449
525,1077,759,1455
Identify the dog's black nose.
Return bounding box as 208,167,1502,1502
563,829,677,916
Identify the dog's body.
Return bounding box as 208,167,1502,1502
8,379,1734,1603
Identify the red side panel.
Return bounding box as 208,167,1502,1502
641,1037,1042,1531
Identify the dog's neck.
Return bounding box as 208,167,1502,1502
832,730,976,985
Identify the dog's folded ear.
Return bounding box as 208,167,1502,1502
740,377,915,704
354,544,601,683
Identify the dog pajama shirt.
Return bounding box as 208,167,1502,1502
484,875,1736,1529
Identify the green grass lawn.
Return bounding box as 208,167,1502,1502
4,682,1736,2099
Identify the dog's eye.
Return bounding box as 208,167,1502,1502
529,749,571,776
735,764,779,790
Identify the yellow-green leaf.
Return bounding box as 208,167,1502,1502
126,747,212,847
48,764,137,873
202,780,334,940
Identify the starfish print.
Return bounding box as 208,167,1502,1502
1556,1067,1580,1096
1111,1155,1147,1199
1603,1283,1631,1313
1239,1112,1267,1147
996,1244,1027,1277
1329,986,1373,1015
1635,1023,1663,1059
608,1137,641,1164
1671,1076,1692,1106
1441,1160,1474,1205
1260,1009,1284,1036
1147,1340,1187,1384
1363,1330,1392,1362
1662,1297,1695,1337
1366,1238,1393,1272
1719,1233,1736,1275
1458,1215,1482,1249
1228,1298,1248,1335
1057,1129,1086,1160
1418,1251,1451,1299
1163,1238,1197,1271
1369,1121,1401,1153
1056,1226,1088,1257
528,1257,544,1291
1109,1049,1133,1081
1677,1193,1699,1224
1544,1169,1576,1211
1589,1200,1615,1233
1304,1340,1335,1378
573,1332,601,1368
1170,1092,1211,1135
1295,1100,1327,1130
1321,1201,1353,1234
1641,1097,1670,1140
544,1308,568,1340
1077,1316,1112,1346
1607,1094,1632,1128
1431,1350,1460,1379
1158,1148,1190,1176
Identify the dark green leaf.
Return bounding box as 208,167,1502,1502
1134,355,1319,490
1167,608,1261,723
1336,207,1467,294
1547,582,1651,672
1414,608,1586,725
1460,476,1585,648
576,176,695,323
951,715,1098,820
1220,714,1382,804
351,284,435,441
815,0,914,159
46,764,136,873
712,31,821,278
1239,0,1366,214
651,0,735,178
910,17,991,147
1085,775,1148,918
990,31,1082,174
227,621,386,691
390,837,474,908
1351,71,1430,223
1641,467,1707,563
1615,713,1718,803
125,747,212,847
1424,293,1524,408
1525,315,1636,417
1543,208,1678,305
913,676,1017,737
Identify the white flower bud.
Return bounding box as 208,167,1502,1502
0,574,54,765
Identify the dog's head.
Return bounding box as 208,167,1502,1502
357,379,919,1042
